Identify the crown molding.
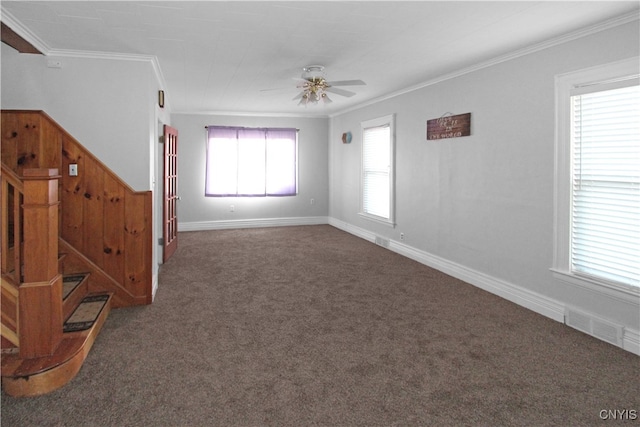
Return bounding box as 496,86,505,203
45,48,166,97
173,109,330,119
0,7,50,53
331,10,640,118
45,49,167,91
1,7,167,92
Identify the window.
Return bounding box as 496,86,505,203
553,57,640,297
360,114,395,225
205,126,297,197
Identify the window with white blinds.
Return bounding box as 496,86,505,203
360,114,395,225
570,82,640,287
553,58,640,299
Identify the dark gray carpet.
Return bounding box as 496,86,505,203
2,225,639,426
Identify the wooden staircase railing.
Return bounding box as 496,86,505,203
1,164,116,397
1,163,24,349
19,168,64,358
0,109,151,396
1,163,24,285
1,110,152,306
1,168,65,359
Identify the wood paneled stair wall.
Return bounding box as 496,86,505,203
1,110,153,396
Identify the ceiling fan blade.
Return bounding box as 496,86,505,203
325,87,356,97
326,79,366,86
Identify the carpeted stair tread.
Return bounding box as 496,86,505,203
63,294,110,333
62,273,89,300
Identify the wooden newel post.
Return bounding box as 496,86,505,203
19,168,63,358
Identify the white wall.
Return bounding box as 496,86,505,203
1,44,158,192
328,21,640,344
171,114,329,229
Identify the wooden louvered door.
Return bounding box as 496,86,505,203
162,125,179,262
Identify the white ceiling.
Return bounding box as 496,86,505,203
2,1,639,116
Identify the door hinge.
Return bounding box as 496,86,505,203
158,238,164,246
159,135,165,144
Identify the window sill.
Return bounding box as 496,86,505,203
358,212,395,228
551,268,640,305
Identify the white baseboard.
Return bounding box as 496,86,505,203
623,328,640,355
328,217,564,322
328,218,378,243
151,273,159,302
179,216,329,232
392,240,566,322
328,218,639,356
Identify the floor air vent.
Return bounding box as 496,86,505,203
565,307,624,347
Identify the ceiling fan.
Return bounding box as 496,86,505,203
292,65,366,105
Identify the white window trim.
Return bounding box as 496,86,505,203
552,56,640,303
359,114,396,227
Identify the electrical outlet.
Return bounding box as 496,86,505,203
230,205,235,212
400,233,405,241
69,164,78,176
310,198,315,205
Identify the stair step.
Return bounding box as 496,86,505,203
62,273,90,321
62,273,89,300
63,294,109,333
1,292,113,397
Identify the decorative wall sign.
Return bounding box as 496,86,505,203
342,131,352,144
427,112,471,140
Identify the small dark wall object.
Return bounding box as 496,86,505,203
342,132,352,144
159,90,165,108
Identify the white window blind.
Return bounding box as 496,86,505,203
362,124,391,220
570,82,640,287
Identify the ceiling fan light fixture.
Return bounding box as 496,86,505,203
293,64,361,106
298,88,332,106
302,65,325,81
